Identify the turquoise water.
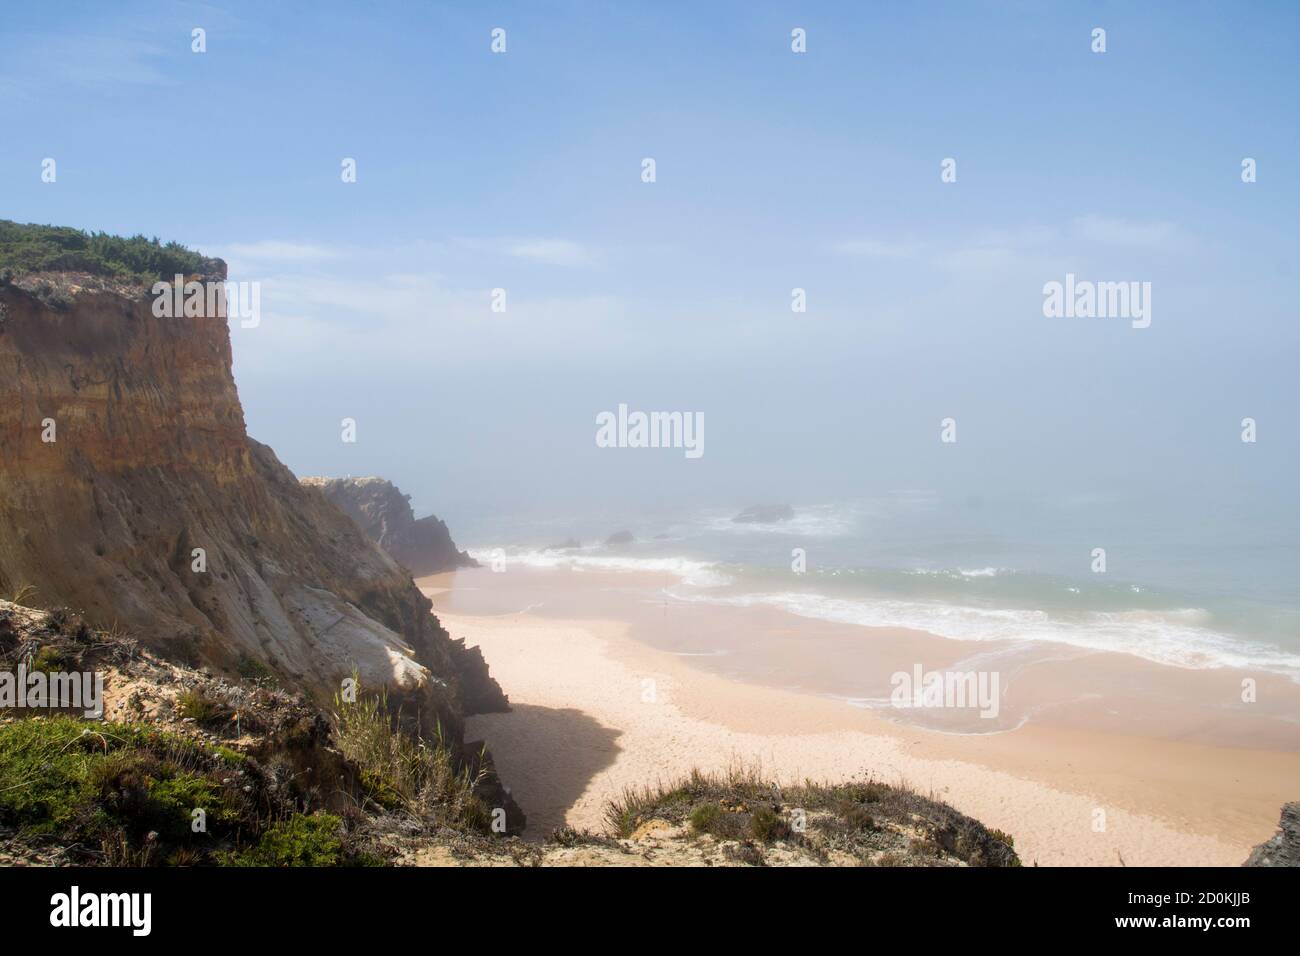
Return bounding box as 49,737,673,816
453,492,1300,679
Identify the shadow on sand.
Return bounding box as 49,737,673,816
468,703,622,839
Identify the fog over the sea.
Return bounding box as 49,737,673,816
3,3,1295,543
220,227,1298,547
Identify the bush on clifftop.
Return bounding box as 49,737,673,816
0,219,208,285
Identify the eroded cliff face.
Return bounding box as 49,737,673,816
299,476,478,576
0,269,508,734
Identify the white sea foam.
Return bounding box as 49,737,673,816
906,566,1010,579
958,567,1003,578
466,538,1300,680
467,547,732,588
665,587,1300,679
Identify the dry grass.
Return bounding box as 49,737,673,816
601,763,1020,867
7,584,38,607
331,681,492,833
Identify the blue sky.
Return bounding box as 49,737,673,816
2,1,1297,530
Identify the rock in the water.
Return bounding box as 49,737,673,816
1244,802,1300,866
732,503,795,524
301,476,478,576
545,538,581,551
605,530,634,546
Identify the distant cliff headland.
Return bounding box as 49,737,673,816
301,477,478,577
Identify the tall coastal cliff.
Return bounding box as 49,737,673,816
300,476,478,576
0,260,507,733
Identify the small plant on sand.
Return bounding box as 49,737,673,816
7,583,38,606
748,804,791,842
689,803,722,834
688,802,748,841
236,654,279,687
836,800,878,832
604,767,718,837
29,645,67,673
176,688,231,725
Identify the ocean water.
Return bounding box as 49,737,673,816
454,493,1300,681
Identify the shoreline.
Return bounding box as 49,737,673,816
421,569,1300,865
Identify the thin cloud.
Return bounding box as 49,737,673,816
505,238,594,267
831,219,1182,277
224,241,346,264
831,238,926,259
0,34,170,100
1073,215,1178,247
455,237,597,267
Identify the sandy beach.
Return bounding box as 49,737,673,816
420,567,1300,866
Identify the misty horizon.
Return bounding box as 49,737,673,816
4,3,1295,536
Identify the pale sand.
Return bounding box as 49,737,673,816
422,572,1300,866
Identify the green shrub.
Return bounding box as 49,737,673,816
604,769,715,837
686,802,749,840
219,814,344,867
176,689,231,726
836,800,878,832
236,655,278,686
0,716,105,834
0,220,208,285
30,645,67,673
689,803,721,834
146,772,238,839
0,716,250,859
749,805,791,842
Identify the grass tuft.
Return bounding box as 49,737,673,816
331,681,492,833
175,688,231,726
601,763,1021,866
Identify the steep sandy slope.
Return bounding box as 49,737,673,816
0,266,506,737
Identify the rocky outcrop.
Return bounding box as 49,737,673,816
300,477,477,577
0,266,508,741
1244,802,1300,866
733,504,794,524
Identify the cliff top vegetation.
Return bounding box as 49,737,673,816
0,220,209,286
